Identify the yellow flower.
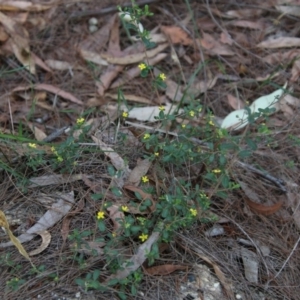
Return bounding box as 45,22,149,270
137,217,146,225
216,129,224,138
141,175,149,183
200,192,208,199
121,205,129,212
28,143,36,148
122,111,128,118
212,169,221,174
139,233,148,242
112,232,116,237
97,211,105,220
76,117,85,125
208,120,214,126
159,105,165,111
181,124,186,128
143,133,150,140
57,156,63,162
190,208,198,217
189,110,195,117
159,73,166,81
138,63,147,70
154,152,159,157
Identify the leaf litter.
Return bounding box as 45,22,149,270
1,1,300,299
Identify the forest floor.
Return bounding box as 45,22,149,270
0,0,300,299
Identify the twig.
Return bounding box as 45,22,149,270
235,160,287,193
43,126,69,142
271,235,300,282
69,0,160,20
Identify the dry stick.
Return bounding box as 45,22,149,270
125,120,287,191
69,0,160,20
43,126,69,142
235,161,287,193
269,235,300,284
7,97,14,135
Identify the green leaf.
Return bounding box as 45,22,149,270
139,205,147,212
131,284,137,295
245,137,257,150
130,225,142,233
238,149,251,158
91,193,103,201
220,142,237,151
221,174,230,188
93,269,100,281
98,221,106,232
144,199,152,207
219,154,227,165
107,165,116,176
111,187,122,197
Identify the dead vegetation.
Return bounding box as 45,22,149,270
0,0,300,299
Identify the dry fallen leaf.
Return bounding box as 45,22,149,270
0,11,35,74
0,191,75,248
160,26,193,45
126,159,152,186
101,43,168,65
0,210,33,265
227,94,245,110
220,31,233,45
107,205,125,233
105,93,152,104
13,84,83,105
110,53,167,89
28,230,51,256
127,103,183,122
124,185,156,213
79,49,108,66
0,1,52,11
45,59,74,70
240,247,258,283
145,264,187,276
262,49,300,64
105,231,160,283
291,59,300,82
245,198,283,216
32,53,53,73
72,240,105,256
165,79,184,102
188,76,218,96
92,136,130,172
257,37,300,48
29,174,87,188
26,121,47,141
199,32,234,56
229,20,266,30
225,9,264,18
97,42,145,95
